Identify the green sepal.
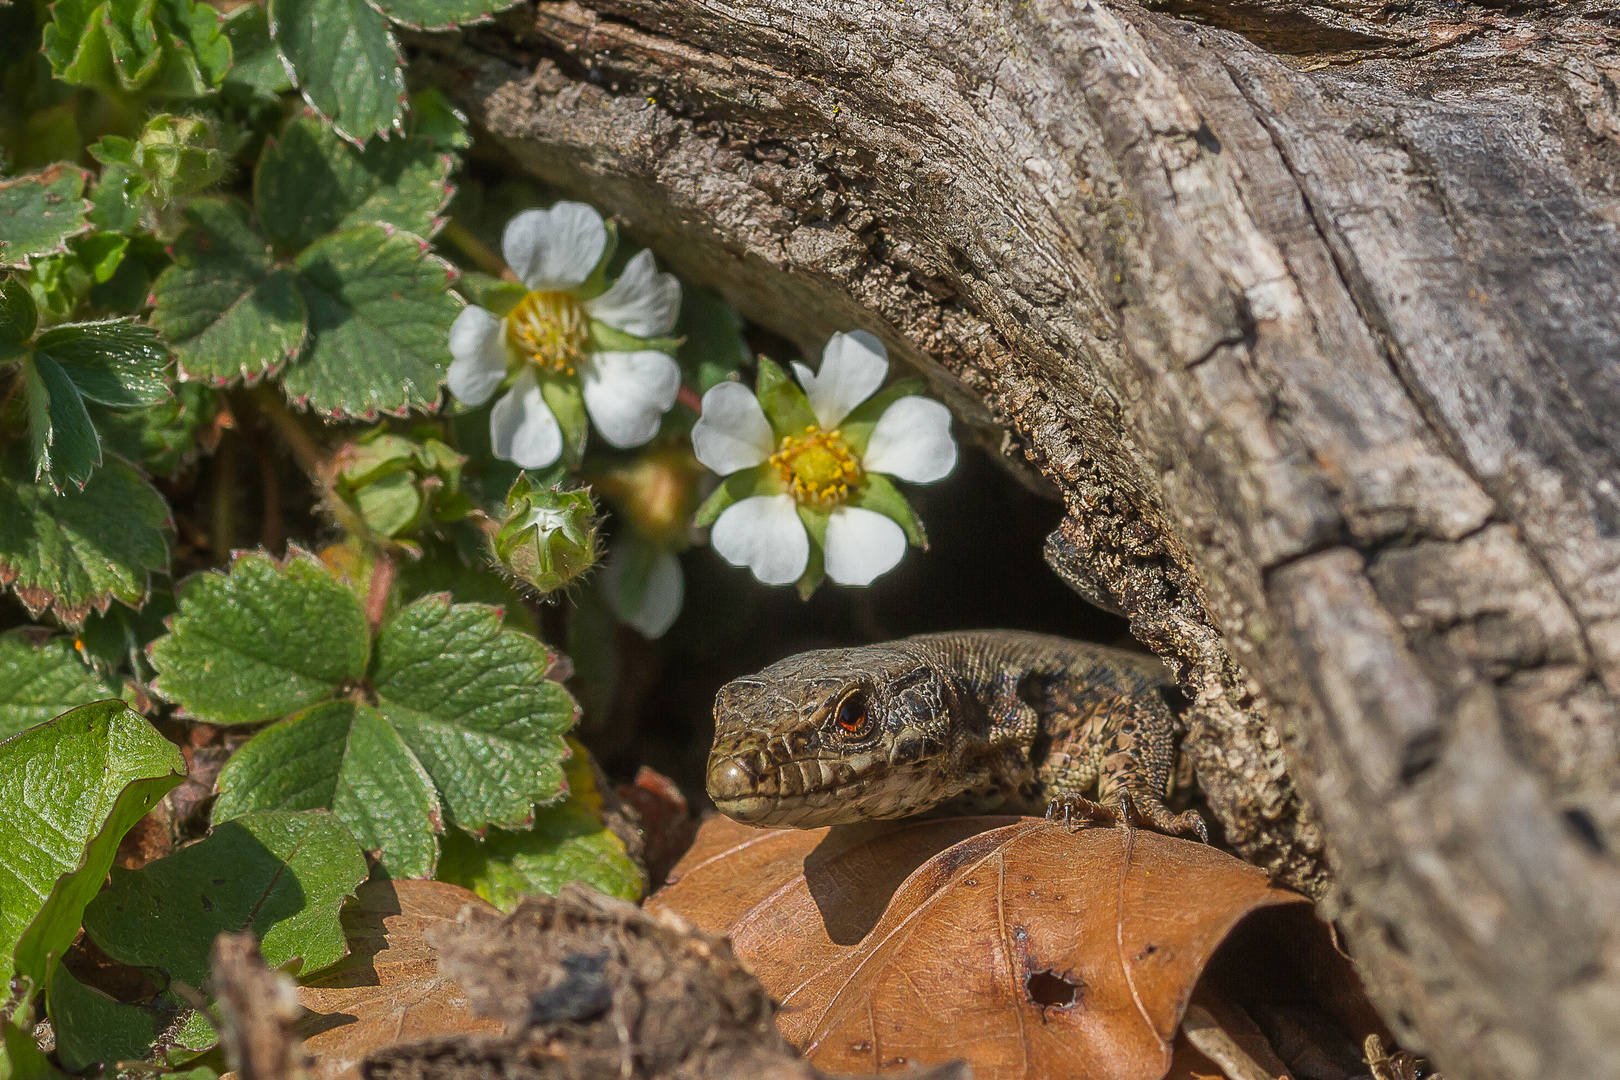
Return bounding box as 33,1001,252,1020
455,273,526,317
756,356,818,439
837,377,926,453
795,505,828,600
854,472,927,547
692,463,780,528
585,316,681,358
539,372,589,469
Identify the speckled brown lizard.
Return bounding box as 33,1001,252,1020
706,630,1207,840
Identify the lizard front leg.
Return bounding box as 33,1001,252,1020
1045,693,1208,843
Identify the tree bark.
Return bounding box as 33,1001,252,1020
411,3,1620,1077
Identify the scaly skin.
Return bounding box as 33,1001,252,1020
706,630,1208,840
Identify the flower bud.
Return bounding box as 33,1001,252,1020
136,114,228,203
492,474,599,595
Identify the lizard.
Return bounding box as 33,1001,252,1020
706,630,1207,841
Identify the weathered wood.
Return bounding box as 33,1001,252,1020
412,2,1620,1075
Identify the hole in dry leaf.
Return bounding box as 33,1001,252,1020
1563,808,1604,854
1025,967,1081,1009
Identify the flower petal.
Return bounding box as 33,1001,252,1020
823,506,907,586
608,546,684,639
692,381,774,475
802,330,889,428
489,368,563,468
502,202,607,291
862,396,957,483
584,249,680,337
581,349,681,448
711,494,808,585
447,306,508,406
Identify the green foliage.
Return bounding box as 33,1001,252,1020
267,0,514,141
61,809,366,1068
89,113,231,221
492,473,600,595
152,113,461,415
285,225,460,417
0,443,171,626
43,0,231,99
677,288,749,395
333,427,470,538
0,702,185,1006
153,550,577,875
437,740,644,906
2,278,173,489
0,165,90,269
0,628,119,740
83,809,366,982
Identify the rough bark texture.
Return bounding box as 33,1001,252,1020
410,3,1620,1077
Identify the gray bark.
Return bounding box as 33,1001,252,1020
411,2,1620,1077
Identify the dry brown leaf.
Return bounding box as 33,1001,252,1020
292,879,505,1079
648,815,1311,1080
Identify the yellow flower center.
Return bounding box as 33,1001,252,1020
505,290,588,376
770,426,864,507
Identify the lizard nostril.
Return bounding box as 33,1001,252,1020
707,757,758,802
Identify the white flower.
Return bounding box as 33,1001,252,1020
691,331,957,590
447,202,683,468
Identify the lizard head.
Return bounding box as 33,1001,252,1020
706,644,963,827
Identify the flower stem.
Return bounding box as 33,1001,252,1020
439,220,521,284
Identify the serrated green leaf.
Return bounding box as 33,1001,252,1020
214,699,441,878
852,472,927,547
436,740,643,907
270,0,404,142
43,0,232,98
256,115,452,253
0,628,120,741
285,225,459,417
370,0,515,30
27,352,103,490
756,355,817,439
692,463,780,528
372,594,575,833
82,809,366,986
0,277,38,344
36,318,171,407
149,548,370,725
838,379,927,454
0,445,171,626
0,701,185,1004
221,2,292,95
151,198,306,385
0,164,90,270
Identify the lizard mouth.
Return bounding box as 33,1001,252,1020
706,752,948,828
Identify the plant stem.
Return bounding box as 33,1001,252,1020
439,219,521,283
210,429,238,565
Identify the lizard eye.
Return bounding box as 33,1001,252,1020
835,692,873,739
